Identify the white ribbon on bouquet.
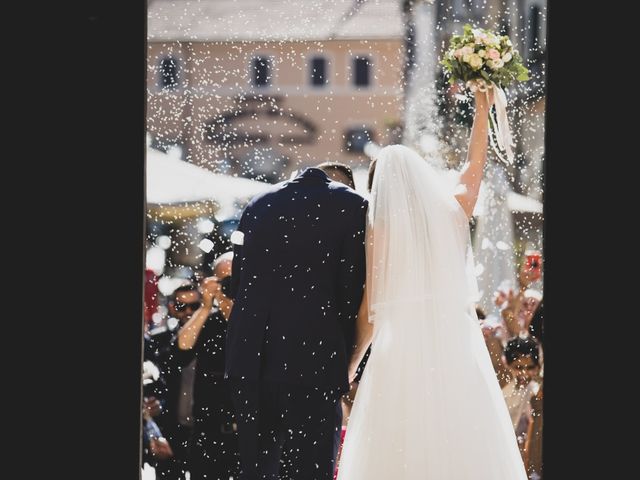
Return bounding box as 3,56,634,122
466,79,515,165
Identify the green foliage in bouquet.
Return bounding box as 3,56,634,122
441,24,529,88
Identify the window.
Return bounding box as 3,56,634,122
252,56,271,87
344,128,374,153
353,57,371,87
160,57,179,90
310,57,327,86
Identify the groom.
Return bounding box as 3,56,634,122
225,166,368,479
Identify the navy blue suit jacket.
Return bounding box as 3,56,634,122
225,168,368,393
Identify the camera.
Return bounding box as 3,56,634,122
524,252,542,282
525,252,541,270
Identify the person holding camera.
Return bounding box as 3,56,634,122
494,251,543,341
148,282,204,480
177,252,240,480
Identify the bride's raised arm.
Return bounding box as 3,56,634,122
455,89,495,219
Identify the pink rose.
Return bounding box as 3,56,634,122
487,49,501,61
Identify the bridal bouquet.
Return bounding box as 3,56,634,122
441,24,529,164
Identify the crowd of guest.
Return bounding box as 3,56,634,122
142,255,240,479
478,250,544,480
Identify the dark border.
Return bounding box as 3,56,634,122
36,1,146,478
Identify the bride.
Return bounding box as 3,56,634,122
336,90,528,479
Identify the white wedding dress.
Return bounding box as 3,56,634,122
336,145,527,479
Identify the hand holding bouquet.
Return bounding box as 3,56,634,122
442,24,529,164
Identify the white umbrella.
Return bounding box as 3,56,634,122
506,191,543,214
146,147,271,211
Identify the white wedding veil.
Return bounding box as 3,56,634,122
367,144,479,327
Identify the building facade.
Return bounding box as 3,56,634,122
147,0,407,182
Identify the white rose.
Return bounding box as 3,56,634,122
468,54,483,70
489,58,504,70
502,52,513,63
478,49,487,58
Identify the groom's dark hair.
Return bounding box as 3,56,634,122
317,162,356,189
